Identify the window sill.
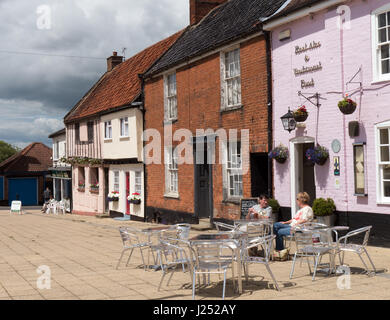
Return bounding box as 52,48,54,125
371,77,390,85
104,139,113,143
119,136,130,141
222,198,241,205
377,201,390,205
164,193,180,200
220,105,243,113
164,119,178,125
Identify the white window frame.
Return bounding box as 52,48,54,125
134,171,142,195
104,121,112,140
223,140,243,200
220,46,242,110
372,4,390,83
120,117,129,138
164,147,179,197
164,72,178,122
53,140,59,161
113,171,120,192
375,120,390,204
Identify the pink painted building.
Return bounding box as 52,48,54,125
263,0,390,243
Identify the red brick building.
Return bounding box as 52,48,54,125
142,0,285,224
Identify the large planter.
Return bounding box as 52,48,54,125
316,215,336,227
293,113,308,122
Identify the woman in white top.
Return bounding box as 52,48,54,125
273,192,314,251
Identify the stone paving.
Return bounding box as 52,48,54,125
0,208,389,300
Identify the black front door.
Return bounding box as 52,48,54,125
194,138,212,219
197,163,210,218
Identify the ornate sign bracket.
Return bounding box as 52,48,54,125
297,91,326,109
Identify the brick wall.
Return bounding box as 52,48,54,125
144,35,270,221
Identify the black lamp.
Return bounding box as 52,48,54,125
281,108,296,133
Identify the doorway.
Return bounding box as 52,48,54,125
104,168,109,213
194,137,213,220
250,153,269,197
290,137,316,217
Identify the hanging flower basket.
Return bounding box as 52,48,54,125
269,145,289,164
293,106,309,122
305,145,329,166
338,96,357,115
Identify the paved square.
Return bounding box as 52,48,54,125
0,209,389,300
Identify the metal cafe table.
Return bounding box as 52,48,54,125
189,232,245,294
141,226,173,270
294,225,350,275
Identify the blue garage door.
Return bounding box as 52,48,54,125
0,177,3,200
8,178,38,206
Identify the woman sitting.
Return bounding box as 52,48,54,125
273,192,314,252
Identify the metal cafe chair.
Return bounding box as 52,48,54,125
289,227,334,281
156,239,194,291
148,227,182,270
214,222,236,232
191,241,236,300
242,235,281,291
116,227,150,270
336,226,377,274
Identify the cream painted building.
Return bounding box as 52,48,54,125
101,108,144,220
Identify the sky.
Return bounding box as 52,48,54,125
0,0,189,149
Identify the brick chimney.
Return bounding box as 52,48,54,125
107,51,123,72
190,0,228,25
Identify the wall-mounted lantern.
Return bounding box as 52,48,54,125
281,108,296,133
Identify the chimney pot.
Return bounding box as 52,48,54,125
190,0,228,25
107,52,123,72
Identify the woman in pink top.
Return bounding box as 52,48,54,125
273,192,314,251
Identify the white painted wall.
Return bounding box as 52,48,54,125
101,108,144,161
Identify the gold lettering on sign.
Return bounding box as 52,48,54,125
294,62,323,76
295,41,321,55
301,78,315,89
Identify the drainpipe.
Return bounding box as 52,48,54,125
265,31,274,199
138,74,147,223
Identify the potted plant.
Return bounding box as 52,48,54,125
107,191,120,202
305,145,329,165
338,95,357,115
268,198,280,223
269,144,289,164
78,181,85,192
128,192,141,205
90,182,99,194
312,198,336,226
293,105,309,122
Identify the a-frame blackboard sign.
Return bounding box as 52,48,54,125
240,198,259,219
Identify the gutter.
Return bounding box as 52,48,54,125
138,73,147,223
265,31,274,198
262,0,347,30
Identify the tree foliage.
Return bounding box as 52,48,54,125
0,141,20,163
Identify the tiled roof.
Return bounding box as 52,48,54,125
263,0,325,22
0,143,52,174
64,30,184,123
48,128,66,139
145,0,286,77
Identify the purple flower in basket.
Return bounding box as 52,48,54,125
269,145,289,163
305,145,329,165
